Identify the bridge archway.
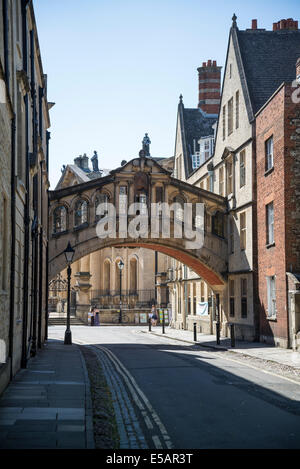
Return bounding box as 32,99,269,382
49,156,228,292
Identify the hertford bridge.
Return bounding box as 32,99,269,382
48,155,228,294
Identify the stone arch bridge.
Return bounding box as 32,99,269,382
49,156,228,293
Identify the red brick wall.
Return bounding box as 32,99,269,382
256,86,288,344
283,85,300,273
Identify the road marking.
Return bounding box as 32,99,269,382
75,339,173,448
94,345,173,448
142,411,154,430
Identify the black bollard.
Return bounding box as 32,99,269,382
216,293,220,345
149,317,152,332
193,323,197,342
162,312,165,334
230,323,235,348
216,322,220,345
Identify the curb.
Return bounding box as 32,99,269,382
144,330,300,373
77,345,95,449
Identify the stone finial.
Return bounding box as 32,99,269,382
179,94,183,103
232,13,237,28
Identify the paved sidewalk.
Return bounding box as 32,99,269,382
0,339,94,449
148,327,300,370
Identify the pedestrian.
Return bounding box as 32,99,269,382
151,309,158,326
90,307,95,327
94,309,100,326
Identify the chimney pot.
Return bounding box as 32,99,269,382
252,19,257,29
274,18,298,30
197,60,221,114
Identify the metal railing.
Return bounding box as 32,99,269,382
90,289,156,309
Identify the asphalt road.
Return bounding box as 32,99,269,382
49,325,300,449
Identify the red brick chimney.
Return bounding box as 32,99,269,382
273,18,298,30
252,19,257,29
197,60,222,115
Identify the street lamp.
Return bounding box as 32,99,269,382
64,242,75,345
117,260,124,324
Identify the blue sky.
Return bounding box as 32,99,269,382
33,0,299,188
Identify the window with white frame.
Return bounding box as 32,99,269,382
240,150,246,188
240,212,246,250
227,159,233,195
265,136,274,172
192,153,201,170
266,202,274,245
219,167,224,196
267,275,277,318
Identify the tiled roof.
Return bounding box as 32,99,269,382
236,29,300,114
180,105,217,176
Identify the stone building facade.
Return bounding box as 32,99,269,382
50,149,173,324
169,16,300,348
0,0,52,394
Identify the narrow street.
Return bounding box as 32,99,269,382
49,325,300,449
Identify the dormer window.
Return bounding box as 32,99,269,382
192,136,214,170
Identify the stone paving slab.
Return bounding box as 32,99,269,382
0,340,95,449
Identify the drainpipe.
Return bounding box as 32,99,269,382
9,116,16,379
38,162,43,348
155,251,158,305
2,0,10,95
45,131,51,341
21,0,30,369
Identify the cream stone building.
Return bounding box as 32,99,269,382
0,0,52,394
169,15,300,347
169,22,257,340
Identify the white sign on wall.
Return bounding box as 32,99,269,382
196,302,209,316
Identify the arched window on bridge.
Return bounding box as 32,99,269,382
74,200,88,227
53,206,67,234
173,195,185,223
212,211,225,238
95,193,109,222
135,193,148,215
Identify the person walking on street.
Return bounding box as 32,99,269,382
94,309,100,326
151,306,158,326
